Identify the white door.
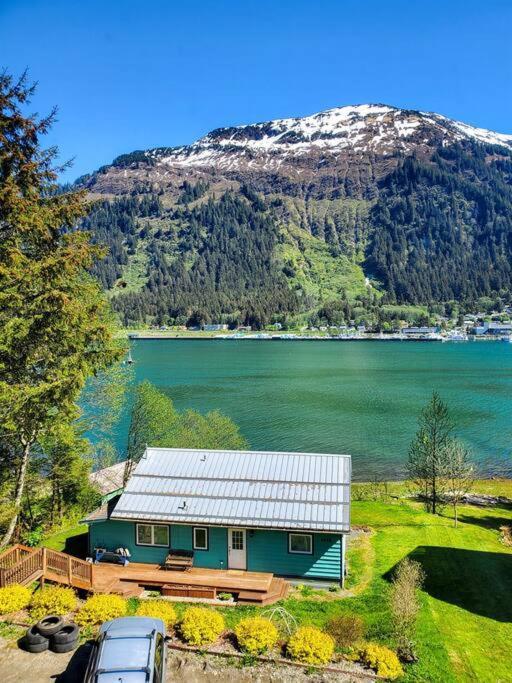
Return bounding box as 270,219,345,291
228,529,246,569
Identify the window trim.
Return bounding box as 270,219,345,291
135,523,169,548
288,532,313,555
193,526,209,551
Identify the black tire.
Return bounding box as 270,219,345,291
50,638,79,654
21,636,49,653
24,625,48,646
51,623,80,645
36,615,65,637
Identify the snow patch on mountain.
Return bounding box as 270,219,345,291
145,104,512,172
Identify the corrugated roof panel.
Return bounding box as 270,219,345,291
111,448,351,533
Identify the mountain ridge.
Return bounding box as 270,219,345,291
78,104,512,328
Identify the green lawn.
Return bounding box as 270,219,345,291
295,499,512,682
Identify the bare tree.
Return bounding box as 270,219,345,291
406,391,454,514
389,558,425,662
444,440,475,527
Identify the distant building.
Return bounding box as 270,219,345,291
202,324,228,331
402,327,439,335
472,322,512,336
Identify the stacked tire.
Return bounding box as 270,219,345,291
21,616,80,654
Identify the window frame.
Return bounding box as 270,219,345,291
193,526,209,551
135,523,169,548
288,532,313,555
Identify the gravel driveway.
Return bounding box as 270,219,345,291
0,638,373,682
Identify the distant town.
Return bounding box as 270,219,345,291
128,312,512,342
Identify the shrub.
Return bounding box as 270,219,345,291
179,606,224,646
326,613,365,648
30,585,77,619
356,644,403,680
235,616,278,655
389,558,424,654
136,600,177,628
76,594,127,626
0,584,31,615
287,626,334,665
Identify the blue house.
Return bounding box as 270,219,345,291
85,448,351,585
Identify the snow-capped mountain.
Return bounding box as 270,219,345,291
84,104,512,197
146,104,512,172
82,103,512,326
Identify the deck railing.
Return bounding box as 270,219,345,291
0,547,43,587
0,544,93,589
0,544,35,569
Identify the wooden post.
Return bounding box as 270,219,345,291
89,561,94,589
0,567,5,588
67,556,72,584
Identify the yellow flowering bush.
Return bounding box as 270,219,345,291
179,606,224,646
0,584,31,615
356,644,403,680
76,594,127,626
235,616,278,655
136,600,177,628
287,626,334,665
30,585,77,619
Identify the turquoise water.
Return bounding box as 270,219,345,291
103,340,512,480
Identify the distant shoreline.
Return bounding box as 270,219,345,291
122,331,506,343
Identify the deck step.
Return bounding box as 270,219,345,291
237,578,289,605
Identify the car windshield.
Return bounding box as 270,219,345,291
98,636,151,675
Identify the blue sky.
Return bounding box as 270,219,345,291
2,0,511,181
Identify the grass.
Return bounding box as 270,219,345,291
43,524,88,553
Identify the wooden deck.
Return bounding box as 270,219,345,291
0,545,288,605
93,562,289,604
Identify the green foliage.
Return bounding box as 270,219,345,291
0,585,32,615
355,643,403,680
286,626,334,665
177,180,210,204
135,600,177,628
366,143,512,305
325,613,365,648
76,594,127,626
179,606,225,646
0,71,123,547
127,381,248,468
109,192,300,329
407,392,454,514
30,586,77,619
235,616,278,654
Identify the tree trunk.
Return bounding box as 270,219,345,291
454,502,458,528
0,439,31,548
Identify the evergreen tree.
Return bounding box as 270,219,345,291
0,72,122,546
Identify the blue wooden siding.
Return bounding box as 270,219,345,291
88,521,342,579
247,529,341,579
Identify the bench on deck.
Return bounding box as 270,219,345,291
163,549,194,571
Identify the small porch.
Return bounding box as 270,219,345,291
92,561,289,605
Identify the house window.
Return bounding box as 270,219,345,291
193,527,208,551
136,523,169,547
289,533,313,555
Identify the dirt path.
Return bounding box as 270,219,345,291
0,638,373,682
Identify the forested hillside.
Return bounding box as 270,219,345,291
76,105,512,328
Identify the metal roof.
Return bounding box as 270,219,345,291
110,448,351,533
89,461,126,496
